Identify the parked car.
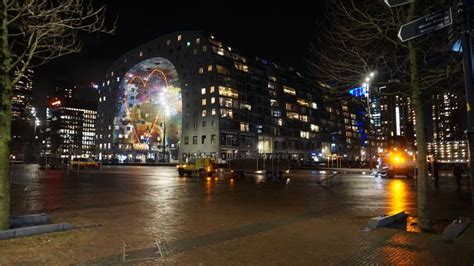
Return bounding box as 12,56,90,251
70,158,101,169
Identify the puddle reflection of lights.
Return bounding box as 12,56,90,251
389,180,407,213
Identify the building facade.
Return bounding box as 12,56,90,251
10,68,34,161
97,31,367,164
428,92,468,163
44,99,97,160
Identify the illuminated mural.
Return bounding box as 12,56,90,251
114,58,182,154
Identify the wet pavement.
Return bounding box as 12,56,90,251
1,165,474,265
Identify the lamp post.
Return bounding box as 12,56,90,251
363,72,376,169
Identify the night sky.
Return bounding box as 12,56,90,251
34,1,326,107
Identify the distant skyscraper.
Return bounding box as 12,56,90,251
44,99,97,160
428,92,467,163
10,68,34,161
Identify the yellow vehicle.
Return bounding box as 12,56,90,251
70,158,101,169
176,158,217,177
377,148,415,179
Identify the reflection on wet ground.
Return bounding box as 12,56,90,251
5,165,473,264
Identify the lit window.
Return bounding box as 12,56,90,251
300,131,310,139
240,122,250,132
196,38,201,44
203,46,207,52
297,99,310,107
283,86,296,96
139,51,143,57
199,68,204,74
210,86,215,93
186,41,191,47
202,99,207,106
208,65,213,71
234,62,249,72
177,35,182,41
211,108,217,115
166,40,171,45
277,119,283,126
202,110,207,117
311,102,318,109
201,88,206,95
287,112,299,120
211,97,216,104
300,115,308,122
220,109,233,118
218,86,238,98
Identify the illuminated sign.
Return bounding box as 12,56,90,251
349,86,367,97
51,100,61,106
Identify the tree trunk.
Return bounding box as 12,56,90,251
409,40,432,231
0,0,12,230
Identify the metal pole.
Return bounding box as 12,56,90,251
366,83,373,169
162,116,166,162
461,0,474,207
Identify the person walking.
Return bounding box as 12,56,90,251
432,159,440,188
453,163,464,191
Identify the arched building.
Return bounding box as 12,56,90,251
96,31,368,164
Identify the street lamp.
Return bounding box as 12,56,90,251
363,71,376,168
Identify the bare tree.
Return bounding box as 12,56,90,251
309,0,461,230
0,0,115,230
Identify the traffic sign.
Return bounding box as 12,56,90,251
384,0,414,8
398,7,453,42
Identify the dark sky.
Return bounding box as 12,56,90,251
34,1,326,105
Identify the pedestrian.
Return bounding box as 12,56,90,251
432,159,440,188
453,163,464,190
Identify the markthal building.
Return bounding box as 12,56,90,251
96,31,369,164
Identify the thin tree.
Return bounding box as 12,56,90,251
0,0,114,230
309,0,461,230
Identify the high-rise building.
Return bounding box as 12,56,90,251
96,31,368,164
10,68,34,161
44,99,97,161
428,92,467,163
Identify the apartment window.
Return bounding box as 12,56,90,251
202,135,207,144
210,86,215,93
211,108,217,115
287,112,299,120
277,118,283,126
166,40,171,45
283,86,296,96
202,110,207,117
211,134,216,144
184,136,189,145
202,121,207,127
311,124,320,132
139,51,143,57
240,122,250,132
177,34,182,41
202,45,207,52
300,115,308,122
208,65,213,71
202,99,207,106
220,109,233,118
300,131,310,139
199,68,204,74
211,120,216,127
196,38,201,44
201,88,206,95
219,86,238,98
193,136,197,145
211,97,216,104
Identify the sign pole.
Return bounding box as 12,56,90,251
460,0,474,207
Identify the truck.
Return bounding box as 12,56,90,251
376,148,415,179
229,157,291,181
176,157,217,177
